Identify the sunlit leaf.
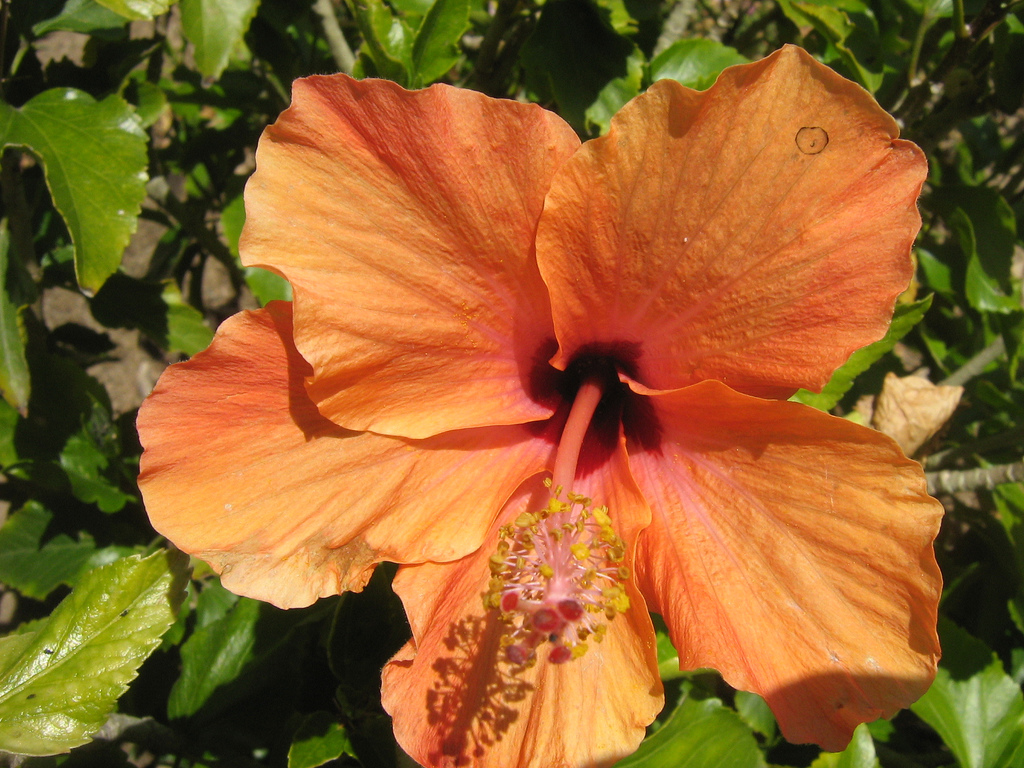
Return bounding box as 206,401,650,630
179,0,261,80
792,295,933,411
0,550,188,755
649,39,748,90
911,619,1024,768
288,711,356,768
777,0,882,91
810,724,880,768
347,0,413,84
410,0,470,86
0,502,97,600
31,0,128,37
614,691,766,768
0,90,148,292
585,45,644,135
92,0,175,20
734,691,777,742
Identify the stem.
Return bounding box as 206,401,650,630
896,0,1009,129
907,10,929,85
312,0,356,75
550,375,607,493
0,0,9,100
927,460,1024,495
941,336,1005,388
952,0,968,39
925,424,1024,469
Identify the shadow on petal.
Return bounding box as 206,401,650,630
760,670,940,752
388,612,534,767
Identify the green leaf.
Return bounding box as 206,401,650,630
520,0,637,132
129,80,169,129
179,0,261,80
90,274,212,356
167,597,262,719
649,39,749,90
222,195,292,305
994,15,1024,113
734,691,776,741
193,578,240,629
244,267,292,305
585,45,644,135
0,90,148,293
776,0,882,90
31,0,129,37
288,711,356,768
993,484,1024,637
0,398,18,467
56,385,133,514
0,221,30,414
911,619,1024,768
0,550,189,756
654,628,692,682
792,295,933,411
918,247,953,296
810,724,880,768
91,0,175,19
59,431,133,513
0,502,99,600
161,283,215,355
410,0,470,86
347,0,414,84
930,185,1020,313
949,208,1021,314
614,691,766,768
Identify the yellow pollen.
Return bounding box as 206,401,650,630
516,512,537,528
481,489,632,668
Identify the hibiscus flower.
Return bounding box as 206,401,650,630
137,45,942,768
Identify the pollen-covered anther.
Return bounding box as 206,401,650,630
482,492,631,667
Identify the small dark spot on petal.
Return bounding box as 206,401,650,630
796,126,828,154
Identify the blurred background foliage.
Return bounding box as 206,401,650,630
0,0,1022,765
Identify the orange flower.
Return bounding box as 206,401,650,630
137,46,942,768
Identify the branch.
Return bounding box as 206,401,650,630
926,424,1024,469
940,336,1005,388
895,0,1010,128
474,0,525,94
653,0,699,57
312,0,356,75
927,460,1024,495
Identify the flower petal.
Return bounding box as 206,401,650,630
626,381,941,750
382,453,662,768
537,46,926,397
241,75,580,438
137,303,556,609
